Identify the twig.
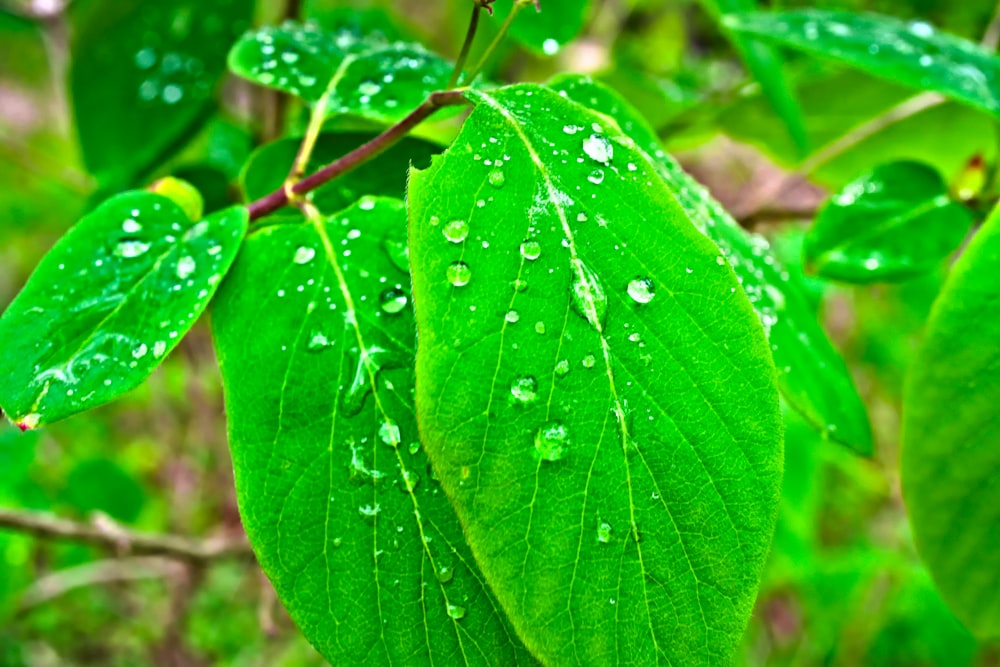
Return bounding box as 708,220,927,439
0,507,253,562
983,0,1000,51
448,3,483,88
739,204,819,228
19,556,186,610
246,89,471,220
464,0,532,84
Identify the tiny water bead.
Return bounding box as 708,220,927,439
447,604,467,620
176,255,197,280
520,240,542,261
446,261,471,287
505,310,520,324
114,239,151,259
597,521,613,544
379,287,408,314
122,219,142,234
510,375,538,403
294,246,316,264
442,219,469,243
554,359,570,377
627,277,656,304
587,169,605,185
307,331,331,351
535,421,569,461
582,134,613,164
582,354,596,368
488,169,506,188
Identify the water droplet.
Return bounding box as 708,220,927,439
359,79,382,96
554,359,570,377
378,420,401,447
308,331,330,351
153,341,167,358
408,441,421,455
513,278,528,292
379,287,408,314
570,259,608,328
442,219,469,243
627,277,655,304
582,354,596,368
133,343,148,359
587,169,605,185
382,237,410,273
281,50,299,64
447,604,467,620
447,261,471,287
122,219,142,234
583,134,613,164
359,503,381,519
488,169,505,188
294,246,316,264
400,469,420,492
435,564,454,583
342,346,399,416
542,38,560,55
510,375,538,403
505,310,520,324
520,240,541,260
597,521,612,543
534,321,545,335
176,255,196,280
115,239,151,258
535,421,569,461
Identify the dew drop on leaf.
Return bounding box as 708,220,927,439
308,331,330,351
379,287,408,314
587,169,605,185
520,240,541,261
570,259,608,327
447,261,471,287
554,359,570,377
176,255,197,280
535,421,569,461
488,169,506,188
505,310,520,324
294,246,316,264
597,521,613,544
510,375,538,403
627,277,656,304
114,239,152,258
378,420,401,447
582,134,613,164
435,563,454,583
447,604,467,620
442,219,469,243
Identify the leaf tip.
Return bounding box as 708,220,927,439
14,413,41,432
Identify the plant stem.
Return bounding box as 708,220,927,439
464,0,530,84
448,4,483,88
0,506,253,562
247,89,471,220
286,94,331,182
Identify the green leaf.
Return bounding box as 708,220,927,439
806,161,973,283
70,0,252,186
549,74,872,454
408,83,783,665
698,0,808,154
228,21,452,124
212,199,534,665
0,192,247,430
241,132,440,214
493,0,591,56
901,204,1000,638
724,10,1000,120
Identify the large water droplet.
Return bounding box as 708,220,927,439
382,236,410,274
447,604,467,620
122,219,142,234
176,255,196,280
378,420,401,447
379,287,408,314
535,421,569,461
520,240,541,261
342,346,399,416
583,134,613,164
447,261,471,287
570,259,607,328
294,246,316,264
505,310,520,324
442,219,469,243
510,375,537,403
627,277,656,304
488,169,505,188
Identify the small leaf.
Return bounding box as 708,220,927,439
902,203,1000,638
549,74,872,454
148,176,205,222
228,21,452,123
241,132,440,214
493,0,591,56
724,10,1000,119
408,83,783,665
0,192,247,429
212,199,534,665
806,161,973,283
71,0,252,186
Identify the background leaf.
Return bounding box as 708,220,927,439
901,204,1000,638
724,10,1000,119
806,161,973,283
228,21,452,124
241,131,440,214
212,199,534,666
492,0,592,56
549,74,873,454
70,0,252,187
0,191,247,429
408,83,783,665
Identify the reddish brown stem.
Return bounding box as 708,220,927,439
246,90,471,221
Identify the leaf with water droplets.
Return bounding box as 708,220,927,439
228,21,453,124
806,161,973,283
71,0,252,186
901,203,1000,638
549,73,873,455
408,83,782,665
725,10,1000,120
241,131,440,216
212,198,533,665
0,191,247,429
493,0,591,57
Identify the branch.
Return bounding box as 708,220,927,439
0,507,253,562
19,556,186,610
246,89,471,221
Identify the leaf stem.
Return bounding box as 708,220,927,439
464,0,531,84
448,3,483,88
247,89,471,221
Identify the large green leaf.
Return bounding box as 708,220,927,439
724,10,1000,119
408,83,783,665
901,204,1000,638
71,0,252,186
699,0,808,154
549,74,872,454
212,199,534,665
241,132,440,214
0,192,247,429
228,21,452,124
493,0,591,56
806,161,973,283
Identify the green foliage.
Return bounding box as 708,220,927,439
901,203,1000,638
806,161,973,283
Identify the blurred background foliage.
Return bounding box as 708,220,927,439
0,0,998,664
